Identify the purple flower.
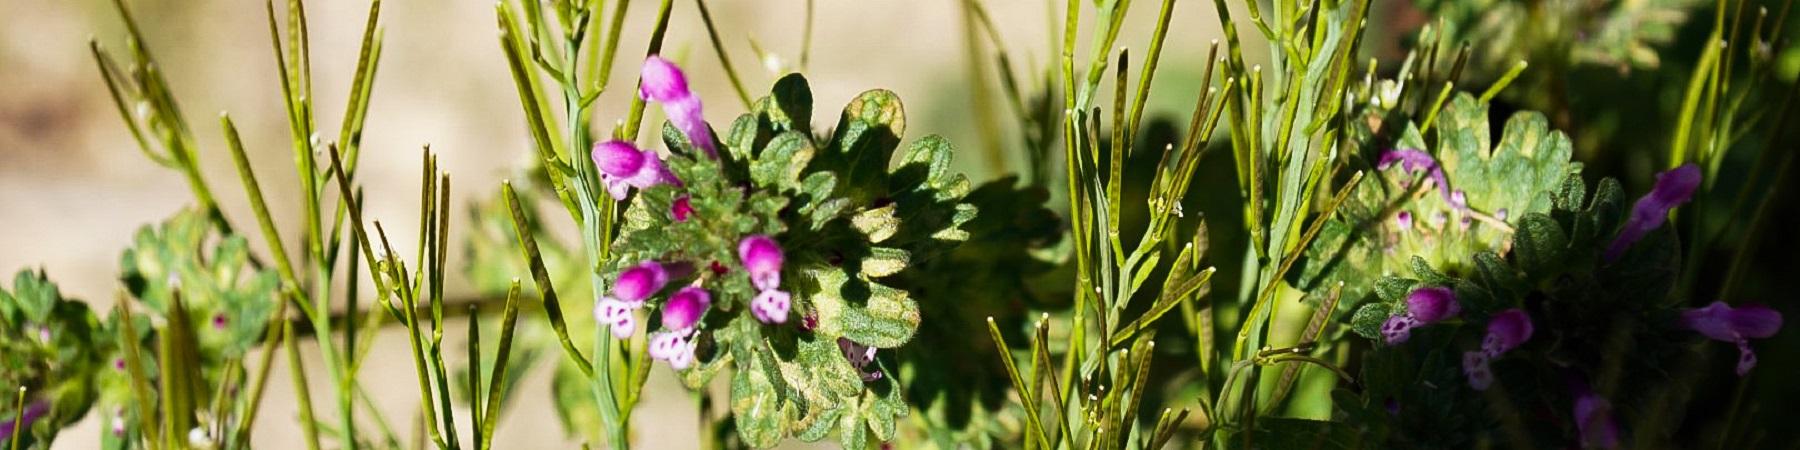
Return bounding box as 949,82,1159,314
738,235,784,291
211,313,228,330
649,331,697,369
1481,308,1535,357
1395,211,1413,230
1465,309,1533,390
1572,381,1621,449
1378,149,1465,210
1381,315,1419,344
0,400,49,442
591,140,679,200
1679,301,1783,376
612,261,671,305
751,289,792,324
838,337,883,382
1408,287,1462,323
1381,287,1461,344
662,287,711,331
1462,351,1495,390
1605,164,1701,262
671,195,695,222
640,56,717,158
639,56,691,103
593,298,638,340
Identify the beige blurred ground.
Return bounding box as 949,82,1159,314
0,0,1236,447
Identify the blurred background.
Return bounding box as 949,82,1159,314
5,0,1798,447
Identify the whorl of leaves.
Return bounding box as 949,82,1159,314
1297,91,1579,325
1341,173,1698,448
606,74,977,448
0,270,102,449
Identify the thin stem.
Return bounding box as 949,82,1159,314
693,0,753,108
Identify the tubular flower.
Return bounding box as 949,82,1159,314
738,235,784,291
1378,148,1466,210
1381,287,1462,344
611,260,671,306
1679,301,1783,376
640,56,717,157
593,298,638,340
649,331,697,369
1605,163,1700,262
662,287,712,331
592,140,679,200
1464,309,1534,390
751,289,792,324
1572,380,1621,449
838,338,884,382
0,400,49,442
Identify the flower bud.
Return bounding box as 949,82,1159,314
639,56,692,103
738,235,784,291
640,56,717,157
1481,308,1534,357
1406,287,1461,323
662,287,711,331
612,261,670,305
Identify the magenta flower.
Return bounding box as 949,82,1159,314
611,261,671,306
1381,287,1462,344
591,140,679,200
1482,309,1534,356
1572,382,1621,449
211,313,228,330
0,400,49,442
1378,149,1466,210
1409,287,1462,323
738,235,784,291
838,337,883,382
1395,211,1413,230
640,56,717,158
1465,309,1534,390
751,289,792,324
1605,164,1701,262
671,195,695,222
1381,315,1420,344
649,331,697,369
593,298,638,340
1679,301,1783,376
662,287,711,331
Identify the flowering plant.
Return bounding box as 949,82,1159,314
3,0,1796,448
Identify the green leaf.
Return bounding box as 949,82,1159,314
117,209,278,357
750,131,817,191
1512,213,1569,280
731,350,790,448
804,269,920,348
1349,302,1394,340
1296,92,1578,323
825,89,905,203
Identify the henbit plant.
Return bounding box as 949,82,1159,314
1,270,103,450
11,0,1795,448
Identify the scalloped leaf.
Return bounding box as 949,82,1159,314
1296,92,1578,322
